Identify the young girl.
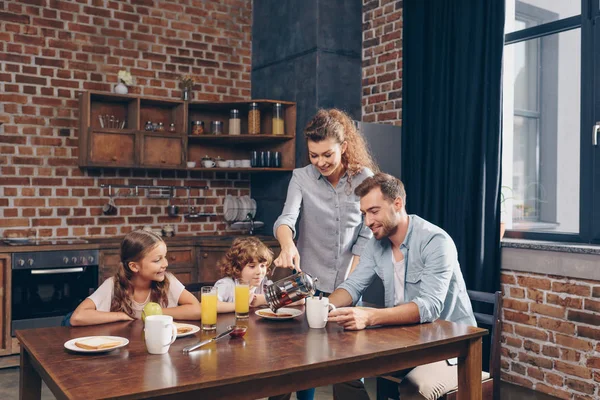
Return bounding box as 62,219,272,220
70,230,201,326
214,237,272,312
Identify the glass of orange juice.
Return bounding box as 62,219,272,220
201,286,218,330
235,279,250,319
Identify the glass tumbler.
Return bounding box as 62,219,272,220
235,279,250,319
201,286,218,330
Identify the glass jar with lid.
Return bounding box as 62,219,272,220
192,121,204,135
144,121,153,131
168,123,176,133
248,102,260,135
211,121,223,135
156,122,165,132
229,109,240,135
272,103,284,135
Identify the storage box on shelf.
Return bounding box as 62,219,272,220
78,92,296,172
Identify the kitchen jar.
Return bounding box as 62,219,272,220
168,123,176,133
192,121,204,135
211,121,223,135
144,121,153,131
156,122,165,132
229,109,240,135
272,103,284,135
248,102,260,135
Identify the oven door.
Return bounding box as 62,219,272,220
12,265,98,335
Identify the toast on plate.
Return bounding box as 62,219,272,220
74,337,122,350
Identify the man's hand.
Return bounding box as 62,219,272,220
273,243,301,271
328,307,373,330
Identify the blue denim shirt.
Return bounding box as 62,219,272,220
337,215,476,327
273,165,374,292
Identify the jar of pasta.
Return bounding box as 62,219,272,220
248,102,260,135
272,103,284,135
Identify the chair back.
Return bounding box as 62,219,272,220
467,289,502,400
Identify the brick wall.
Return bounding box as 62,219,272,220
362,0,402,125
0,0,252,238
501,270,600,399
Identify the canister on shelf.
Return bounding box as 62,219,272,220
248,102,260,135
192,121,204,135
211,121,223,135
272,103,284,135
144,121,153,131
168,123,176,133
229,109,240,135
156,122,165,132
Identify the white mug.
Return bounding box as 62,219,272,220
306,297,336,329
144,315,177,354
234,160,243,167
227,160,235,167
241,159,251,168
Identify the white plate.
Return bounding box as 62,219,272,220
174,322,200,338
250,198,257,218
255,308,304,321
234,197,245,222
224,195,236,222
64,336,129,353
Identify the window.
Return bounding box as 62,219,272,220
502,0,600,242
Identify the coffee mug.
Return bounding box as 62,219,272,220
144,315,177,354
241,159,251,168
227,160,235,168
102,196,117,216
306,297,336,329
234,160,243,167
217,160,228,168
201,159,216,168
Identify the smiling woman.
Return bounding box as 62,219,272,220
273,109,379,294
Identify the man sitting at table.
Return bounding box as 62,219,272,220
327,172,476,400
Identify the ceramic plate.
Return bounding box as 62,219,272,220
234,197,245,222
224,195,236,222
174,323,200,338
255,308,304,321
4,237,31,244
250,198,257,218
64,336,129,353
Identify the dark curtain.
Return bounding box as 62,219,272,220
401,0,505,293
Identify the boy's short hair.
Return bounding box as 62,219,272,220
218,237,274,279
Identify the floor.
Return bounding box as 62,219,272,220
0,367,559,399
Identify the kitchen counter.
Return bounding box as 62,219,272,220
0,235,279,253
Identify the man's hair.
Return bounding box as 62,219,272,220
354,172,407,206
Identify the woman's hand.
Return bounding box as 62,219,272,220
273,243,301,271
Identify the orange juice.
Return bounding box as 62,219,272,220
201,288,217,330
235,283,250,319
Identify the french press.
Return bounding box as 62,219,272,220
264,271,318,312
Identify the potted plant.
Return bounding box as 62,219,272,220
500,186,512,239
180,75,194,101
115,70,133,94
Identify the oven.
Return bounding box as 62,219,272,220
11,249,99,335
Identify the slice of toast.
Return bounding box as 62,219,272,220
174,323,193,334
75,337,122,350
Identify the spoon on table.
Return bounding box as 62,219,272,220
182,326,234,353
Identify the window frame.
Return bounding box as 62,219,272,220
503,1,593,243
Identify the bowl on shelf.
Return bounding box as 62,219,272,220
186,161,196,168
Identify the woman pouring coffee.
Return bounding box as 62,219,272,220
273,109,378,295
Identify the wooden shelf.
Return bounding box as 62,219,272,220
186,167,293,172
79,92,296,171
187,134,294,143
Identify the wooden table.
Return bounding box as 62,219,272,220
17,309,486,400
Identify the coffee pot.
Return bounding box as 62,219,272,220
264,271,318,312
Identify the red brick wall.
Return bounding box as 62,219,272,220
501,270,600,399
0,0,252,238
362,0,402,125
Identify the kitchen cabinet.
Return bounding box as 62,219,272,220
78,92,295,172
0,254,11,356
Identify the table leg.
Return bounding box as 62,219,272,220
457,337,482,400
20,346,41,400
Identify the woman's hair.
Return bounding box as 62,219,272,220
218,237,274,280
304,109,378,177
111,230,170,317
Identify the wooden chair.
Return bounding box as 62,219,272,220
376,290,502,400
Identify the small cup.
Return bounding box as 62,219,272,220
217,160,228,168
258,152,266,167
186,161,196,168
227,160,235,168
241,159,251,168
251,151,259,168
201,159,216,168
234,160,243,167
306,297,336,329
264,151,272,167
144,315,177,354
102,197,117,216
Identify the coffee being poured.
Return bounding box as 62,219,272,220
264,272,318,312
